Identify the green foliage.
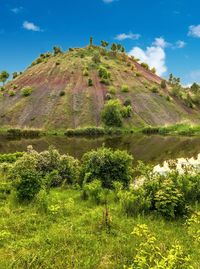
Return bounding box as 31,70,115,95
92,53,101,64
186,211,200,243
155,179,186,219
98,66,111,80
119,189,151,216
121,105,132,118
0,152,24,164
88,78,93,86
59,90,65,96
80,147,133,188
12,72,18,79
8,90,16,97
161,79,167,89
83,68,89,76
108,86,116,95
82,180,104,204
151,67,156,73
121,84,129,93
141,62,149,70
101,99,123,127
21,86,33,97
128,224,193,269
111,43,117,52
53,46,62,55
123,99,132,107
151,85,159,93
11,153,42,202
0,70,9,85
190,83,200,93
101,40,109,48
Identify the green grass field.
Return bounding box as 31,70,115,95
0,187,199,269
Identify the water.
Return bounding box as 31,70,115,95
0,134,200,164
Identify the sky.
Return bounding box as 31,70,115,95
0,0,200,85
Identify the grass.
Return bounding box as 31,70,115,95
0,188,199,269
1,124,200,139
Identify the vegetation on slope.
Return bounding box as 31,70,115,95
0,39,200,130
0,146,200,268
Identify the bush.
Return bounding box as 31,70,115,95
82,180,104,204
10,153,42,203
80,147,133,188
121,105,132,118
151,86,159,93
141,62,149,70
101,99,123,127
21,86,33,97
98,66,111,80
119,190,151,216
83,69,89,76
59,91,65,96
123,99,132,107
155,179,186,219
88,78,93,86
108,86,116,95
8,90,16,97
121,85,129,92
161,79,167,89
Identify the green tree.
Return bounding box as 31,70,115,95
0,70,9,85
101,40,109,48
101,99,123,127
12,72,18,79
111,43,117,52
53,46,62,55
80,147,133,188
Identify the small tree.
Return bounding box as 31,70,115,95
101,40,109,48
90,36,93,46
111,43,117,52
161,79,167,89
151,67,156,74
53,46,62,55
12,72,18,79
101,99,122,127
0,70,9,85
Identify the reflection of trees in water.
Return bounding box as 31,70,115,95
0,135,200,165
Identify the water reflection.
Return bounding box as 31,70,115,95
0,134,200,165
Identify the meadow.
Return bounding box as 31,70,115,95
0,146,200,269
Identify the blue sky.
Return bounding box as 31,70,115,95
1,0,200,85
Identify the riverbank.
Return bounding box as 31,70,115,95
1,124,200,138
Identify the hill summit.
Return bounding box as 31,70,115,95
0,41,199,130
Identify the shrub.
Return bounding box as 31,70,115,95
59,91,65,96
21,86,33,97
11,153,42,203
121,105,132,118
101,99,123,127
150,86,159,93
121,85,129,92
83,69,89,76
108,86,116,95
8,90,16,97
98,66,111,80
82,180,104,204
80,147,133,188
129,224,193,269
123,99,132,107
136,72,141,77
161,79,167,89
141,62,149,70
155,179,186,219
119,190,151,216
92,53,101,64
88,78,93,86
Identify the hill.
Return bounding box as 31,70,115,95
0,43,200,130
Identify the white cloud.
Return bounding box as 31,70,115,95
152,37,170,48
188,25,200,38
175,40,186,48
23,21,41,32
11,7,23,14
129,38,167,76
115,32,141,41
